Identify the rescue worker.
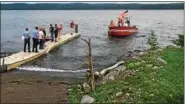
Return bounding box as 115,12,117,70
109,20,115,27
118,10,128,27
117,16,124,27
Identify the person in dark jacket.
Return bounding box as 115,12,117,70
22,28,31,52
42,28,46,44
42,28,46,39
49,24,54,42
54,24,58,42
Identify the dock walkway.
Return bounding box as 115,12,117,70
0,33,80,72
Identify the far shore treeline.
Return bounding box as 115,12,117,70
1,3,184,10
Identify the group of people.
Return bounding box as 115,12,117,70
22,21,75,53
109,10,130,27
22,27,46,52
49,24,63,42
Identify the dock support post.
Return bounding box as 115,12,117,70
0,58,7,73
75,24,78,33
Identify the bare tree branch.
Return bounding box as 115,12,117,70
81,38,89,44
81,37,95,91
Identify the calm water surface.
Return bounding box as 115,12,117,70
1,10,183,78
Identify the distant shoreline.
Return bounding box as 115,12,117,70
1,3,184,10
1,9,183,10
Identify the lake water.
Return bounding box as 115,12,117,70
1,10,183,78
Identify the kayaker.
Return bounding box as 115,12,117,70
38,28,44,49
22,28,31,52
49,24,54,42
109,20,115,27
32,27,39,52
54,24,58,42
70,20,75,35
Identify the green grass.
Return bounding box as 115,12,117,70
69,47,184,103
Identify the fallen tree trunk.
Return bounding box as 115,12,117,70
100,61,124,76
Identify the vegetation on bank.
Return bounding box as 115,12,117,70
173,34,184,47
69,31,184,103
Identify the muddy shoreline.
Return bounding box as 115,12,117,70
0,71,80,103
0,50,141,103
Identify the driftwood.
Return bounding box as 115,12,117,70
81,38,95,91
100,61,124,76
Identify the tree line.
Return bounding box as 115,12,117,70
1,3,184,10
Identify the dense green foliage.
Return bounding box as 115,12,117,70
1,3,184,10
147,30,159,50
69,47,184,103
173,34,184,47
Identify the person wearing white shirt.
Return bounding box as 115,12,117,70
22,28,31,52
38,28,44,49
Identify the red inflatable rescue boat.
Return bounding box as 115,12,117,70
108,26,138,37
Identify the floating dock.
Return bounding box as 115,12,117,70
0,32,80,72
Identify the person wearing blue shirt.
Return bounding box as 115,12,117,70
22,28,31,52
32,27,39,52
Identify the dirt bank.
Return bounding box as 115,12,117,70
1,71,69,103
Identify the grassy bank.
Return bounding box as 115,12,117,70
69,47,184,103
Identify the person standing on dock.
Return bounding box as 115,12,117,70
49,24,54,42
58,24,62,40
39,28,44,49
42,28,46,39
32,27,39,52
22,28,31,52
54,24,58,42
42,28,46,44
70,20,75,35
